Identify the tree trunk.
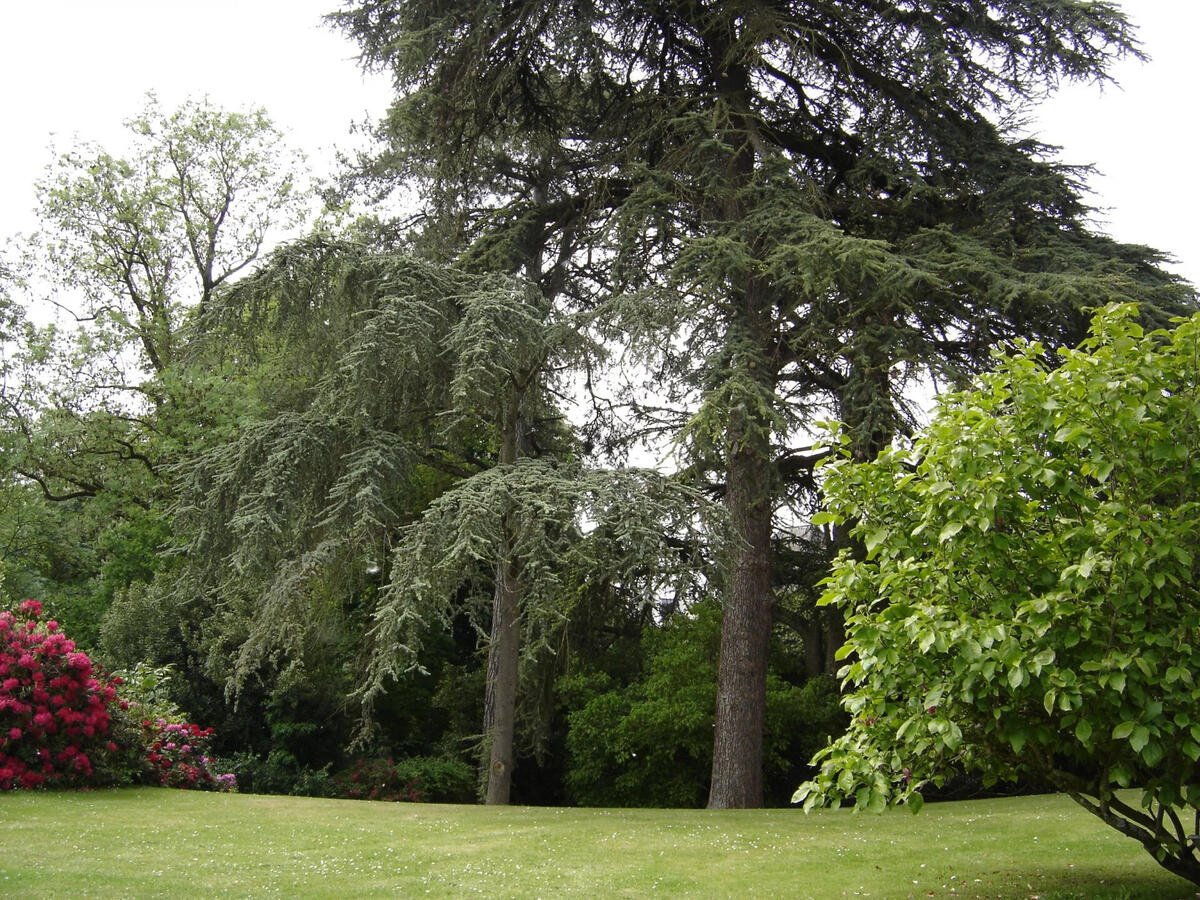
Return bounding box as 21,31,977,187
822,609,846,675
483,553,521,805
708,414,775,809
479,188,553,806
481,394,528,805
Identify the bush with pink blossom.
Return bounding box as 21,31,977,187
0,600,122,789
1,601,235,793
141,717,235,791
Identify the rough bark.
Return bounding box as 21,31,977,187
483,552,522,805
708,411,775,809
705,30,781,807
481,394,529,805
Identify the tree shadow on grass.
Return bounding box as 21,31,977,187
920,866,1194,900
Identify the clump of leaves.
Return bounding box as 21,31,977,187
796,304,1200,885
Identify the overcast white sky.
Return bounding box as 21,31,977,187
1,1,1196,288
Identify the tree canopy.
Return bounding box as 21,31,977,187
797,303,1200,885
2,96,307,512
3,2,1198,819
0,98,307,640
148,235,718,802
333,0,1195,806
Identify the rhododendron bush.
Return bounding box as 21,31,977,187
0,600,120,789
142,718,235,791
1,601,235,792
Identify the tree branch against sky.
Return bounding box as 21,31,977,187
0,0,1191,289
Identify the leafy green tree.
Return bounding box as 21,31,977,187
561,599,844,807
332,0,1193,807
0,98,307,636
797,304,1200,885
36,95,306,371
4,95,306,507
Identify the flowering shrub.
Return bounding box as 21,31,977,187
333,757,423,802
142,717,236,791
0,600,122,789
1,602,234,793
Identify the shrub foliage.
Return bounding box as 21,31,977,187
797,305,1200,885
2,603,233,792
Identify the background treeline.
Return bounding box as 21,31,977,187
1,1,1195,808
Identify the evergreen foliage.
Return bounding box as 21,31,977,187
145,237,719,798
332,0,1196,806
2,3,1196,813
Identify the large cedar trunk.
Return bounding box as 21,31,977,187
481,397,528,805
708,415,775,809
483,554,521,805
703,28,782,807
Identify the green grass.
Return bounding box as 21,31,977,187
0,789,1194,898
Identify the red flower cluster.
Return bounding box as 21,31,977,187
334,757,423,802
142,718,235,792
0,600,123,789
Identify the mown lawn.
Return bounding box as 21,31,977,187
0,788,1193,898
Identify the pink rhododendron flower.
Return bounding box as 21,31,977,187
1,602,123,792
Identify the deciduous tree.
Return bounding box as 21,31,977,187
0,98,308,631
4,95,307,509
797,304,1200,885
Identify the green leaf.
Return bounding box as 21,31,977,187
854,786,871,809
1112,721,1135,740
1130,726,1150,753
864,528,888,555
1075,719,1093,743
867,790,887,814
1043,689,1057,715
938,521,964,543
1141,740,1163,767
